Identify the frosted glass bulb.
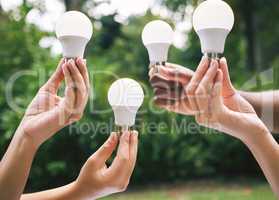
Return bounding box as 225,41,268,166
108,78,144,131
193,0,234,56
56,11,93,58
142,20,174,64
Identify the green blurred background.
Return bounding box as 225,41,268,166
0,0,279,199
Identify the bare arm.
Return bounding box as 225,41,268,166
21,131,139,200
0,132,38,200
244,128,279,197
0,58,89,200
21,182,78,200
240,91,279,133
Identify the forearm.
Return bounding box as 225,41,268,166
0,130,38,200
244,127,279,198
20,182,84,200
239,90,279,133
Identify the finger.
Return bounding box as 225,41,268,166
219,57,236,97
186,57,209,112
195,60,218,115
150,74,182,90
129,131,138,173
107,131,131,179
67,59,87,114
211,69,224,113
157,63,194,85
154,87,183,100
148,65,157,77
88,132,118,168
76,57,90,90
154,97,177,107
62,62,75,113
41,58,65,93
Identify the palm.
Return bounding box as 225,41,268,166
23,90,63,131
18,58,89,146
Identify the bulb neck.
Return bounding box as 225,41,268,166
145,43,170,63
115,125,131,133
197,28,230,55
150,61,166,66
149,62,166,75
58,35,89,58
112,106,138,128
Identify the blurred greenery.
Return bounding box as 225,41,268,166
103,180,276,200
0,0,278,195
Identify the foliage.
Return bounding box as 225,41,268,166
0,0,278,192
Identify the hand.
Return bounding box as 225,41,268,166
149,62,195,115
18,58,89,147
73,131,138,199
188,58,268,142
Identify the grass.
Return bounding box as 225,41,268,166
102,180,276,200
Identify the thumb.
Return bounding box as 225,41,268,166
211,69,224,113
219,57,236,97
88,132,118,168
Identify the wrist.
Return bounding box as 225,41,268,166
241,122,270,147
70,180,98,200
15,128,40,154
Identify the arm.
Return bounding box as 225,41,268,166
244,127,279,196
0,58,89,200
0,131,38,200
239,90,279,133
21,131,139,200
186,58,279,197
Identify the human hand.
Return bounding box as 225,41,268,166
149,62,195,115
188,58,268,142
18,57,89,147
73,131,138,199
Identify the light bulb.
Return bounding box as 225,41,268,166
56,11,93,58
193,0,234,58
142,20,174,66
108,78,144,131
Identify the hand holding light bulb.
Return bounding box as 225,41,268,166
19,58,89,147
108,78,144,132
56,11,93,58
193,0,234,59
142,20,174,74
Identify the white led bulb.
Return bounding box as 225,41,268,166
56,11,93,58
108,78,144,131
142,20,174,64
193,0,234,57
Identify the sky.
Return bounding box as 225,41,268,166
0,0,193,54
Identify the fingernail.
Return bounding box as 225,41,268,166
68,59,74,65
62,63,67,72
111,132,118,142
83,59,87,65
221,57,227,64
211,60,217,67
133,130,139,138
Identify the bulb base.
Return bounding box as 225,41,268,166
58,35,89,58
197,28,229,55
204,52,222,59
145,43,170,63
